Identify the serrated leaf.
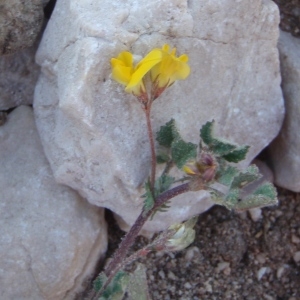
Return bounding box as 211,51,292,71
200,121,250,161
156,119,180,148
235,182,278,211
125,264,150,300
96,271,130,300
253,182,277,200
142,181,155,214
154,175,175,196
200,120,214,145
211,139,237,156
217,165,239,186
156,151,170,164
101,271,130,300
93,273,107,292
171,138,197,169
223,188,240,209
222,146,250,162
230,165,261,189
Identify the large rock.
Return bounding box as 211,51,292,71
269,31,300,191
0,43,40,110
0,106,107,299
0,0,43,55
34,0,284,233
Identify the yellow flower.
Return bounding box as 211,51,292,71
111,50,162,97
150,44,190,89
125,49,163,94
110,45,190,100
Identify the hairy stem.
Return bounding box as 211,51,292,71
103,182,190,278
145,105,156,190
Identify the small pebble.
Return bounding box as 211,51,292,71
263,294,275,300
257,267,271,280
167,271,177,280
184,246,200,261
184,282,192,289
204,280,213,293
291,234,300,244
256,253,267,264
158,270,165,279
249,208,262,222
293,251,300,263
276,265,288,279
216,261,230,273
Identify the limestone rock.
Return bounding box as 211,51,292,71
269,30,300,192
0,106,107,299
34,0,284,233
0,43,40,110
0,0,43,55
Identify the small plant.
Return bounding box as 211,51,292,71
88,44,277,299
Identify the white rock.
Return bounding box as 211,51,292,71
34,0,284,233
269,30,300,192
0,106,107,300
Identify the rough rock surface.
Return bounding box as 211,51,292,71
34,0,284,233
0,0,43,55
0,106,107,299
269,30,300,192
0,42,40,110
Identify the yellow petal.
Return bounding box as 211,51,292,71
110,52,134,86
178,54,189,63
111,65,132,86
162,44,170,52
151,46,190,88
126,49,163,91
182,165,196,175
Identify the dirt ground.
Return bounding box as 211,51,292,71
143,189,300,299
98,188,299,300
89,2,300,299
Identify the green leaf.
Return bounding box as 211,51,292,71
222,146,250,163
171,138,197,169
217,164,239,186
230,165,261,189
211,139,237,156
253,182,277,199
234,183,278,211
200,120,250,161
125,264,150,300
200,120,214,145
156,119,180,148
223,188,240,209
154,175,175,196
142,180,155,214
200,121,238,156
156,151,170,164
94,271,130,300
101,271,130,300
93,273,107,292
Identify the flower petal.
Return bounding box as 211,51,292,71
110,52,134,86
126,49,163,91
111,64,132,86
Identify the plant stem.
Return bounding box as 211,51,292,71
104,182,190,277
145,105,156,190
